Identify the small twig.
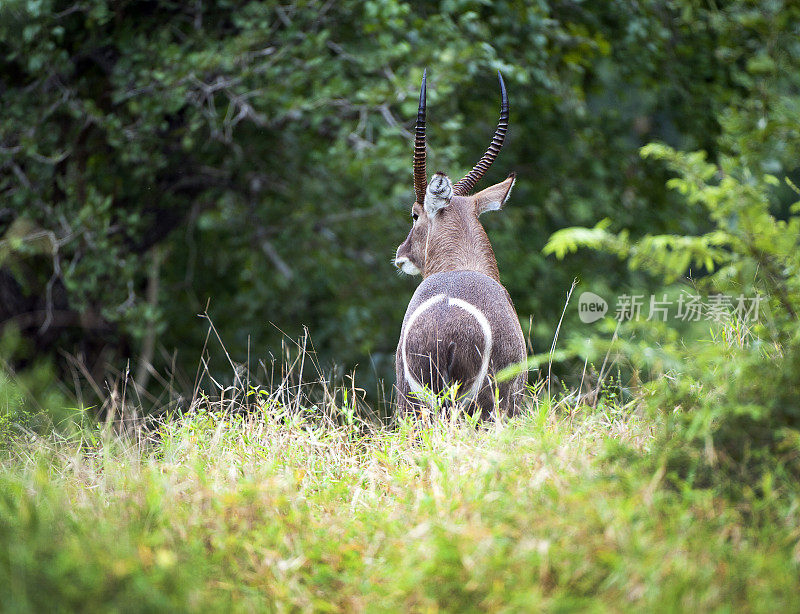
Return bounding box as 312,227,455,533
378,104,413,140
135,247,162,394
199,309,245,392
548,279,577,399
260,239,294,279
594,319,622,408
192,299,215,405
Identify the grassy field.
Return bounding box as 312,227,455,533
2,379,799,613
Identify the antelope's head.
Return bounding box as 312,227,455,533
394,70,515,281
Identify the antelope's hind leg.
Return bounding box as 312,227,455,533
499,374,526,416
395,346,431,420
468,374,525,419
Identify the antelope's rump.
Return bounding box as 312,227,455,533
395,270,526,417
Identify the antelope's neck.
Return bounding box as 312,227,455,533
422,215,500,282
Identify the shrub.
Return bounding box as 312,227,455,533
546,142,800,486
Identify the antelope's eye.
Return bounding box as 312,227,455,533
411,212,419,222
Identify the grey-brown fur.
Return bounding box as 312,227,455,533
394,71,526,418
394,176,527,417
395,270,526,418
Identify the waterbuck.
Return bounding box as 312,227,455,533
394,70,526,417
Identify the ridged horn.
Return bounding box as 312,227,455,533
413,69,427,204
452,71,509,196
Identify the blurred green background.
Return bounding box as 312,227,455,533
1,0,799,410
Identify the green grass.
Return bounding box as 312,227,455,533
2,387,799,613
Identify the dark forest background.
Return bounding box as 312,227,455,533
2,0,799,411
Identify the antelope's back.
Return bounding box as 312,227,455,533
396,270,526,412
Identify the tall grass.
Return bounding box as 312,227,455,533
2,314,800,612
2,354,799,612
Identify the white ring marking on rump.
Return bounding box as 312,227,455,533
402,294,447,398
401,293,493,405
447,297,493,402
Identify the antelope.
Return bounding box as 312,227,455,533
394,70,526,418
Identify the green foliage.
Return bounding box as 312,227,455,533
4,2,800,606
637,144,800,484
546,137,800,485
5,0,795,402
0,329,80,448
539,0,800,483
547,142,800,307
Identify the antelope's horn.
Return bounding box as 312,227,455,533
413,69,427,204
452,71,509,196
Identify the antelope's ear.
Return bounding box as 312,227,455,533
474,173,515,216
